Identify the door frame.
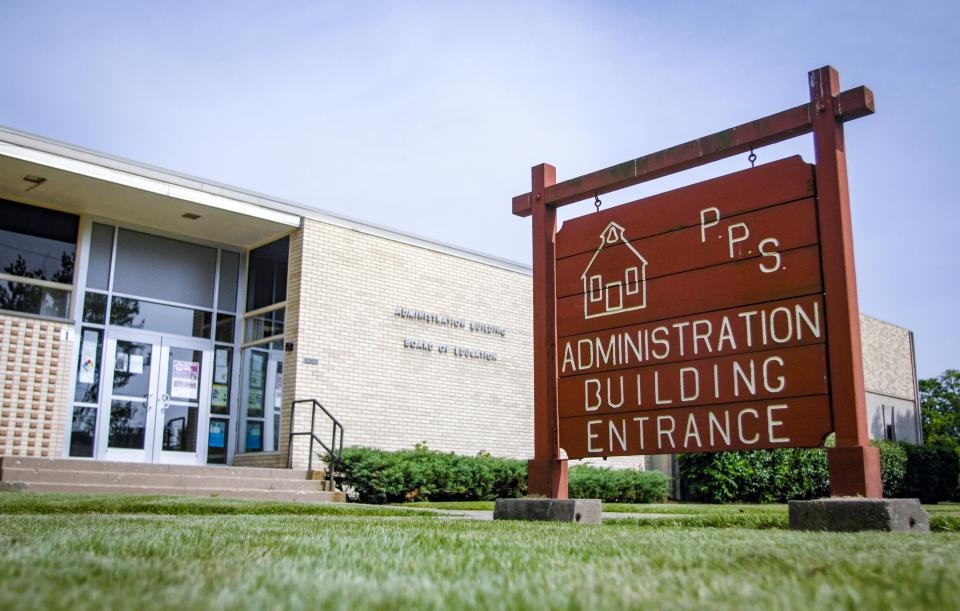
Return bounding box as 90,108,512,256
153,335,213,465
97,328,161,463
97,327,213,465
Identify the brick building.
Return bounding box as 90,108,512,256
0,125,921,475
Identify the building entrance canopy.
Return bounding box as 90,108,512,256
0,126,300,249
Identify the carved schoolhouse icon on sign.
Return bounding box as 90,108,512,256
580,222,648,319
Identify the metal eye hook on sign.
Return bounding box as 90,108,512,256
594,192,602,212
748,147,757,168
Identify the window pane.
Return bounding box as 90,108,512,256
160,347,203,454
273,413,280,454
211,346,232,416
69,406,97,458
0,198,77,284
113,229,217,308
241,345,283,453
207,418,229,464
108,399,147,449
218,251,240,313
74,327,104,403
244,308,284,342
215,313,235,343
273,362,283,452
112,340,153,397
246,236,288,311
245,421,263,452
0,280,71,318
82,292,107,324
86,223,114,290
245,349,267,419
110,297,212,339
161,405,198,452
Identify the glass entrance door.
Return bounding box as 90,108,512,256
154,343,211,464
99,329,212,464
100,334,159,463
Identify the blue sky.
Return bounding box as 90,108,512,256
0,1,956,378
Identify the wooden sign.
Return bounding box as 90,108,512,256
514,66,883,499
554,157,831,457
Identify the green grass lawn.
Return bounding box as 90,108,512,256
2,492,959,610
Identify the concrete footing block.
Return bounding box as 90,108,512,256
789,497,929,532
493,498,602,524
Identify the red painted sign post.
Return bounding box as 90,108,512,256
514,66,882,499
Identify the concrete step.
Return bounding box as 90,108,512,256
0,481,345,503
0,467,332,492
1,456,308,480
0,456,342,502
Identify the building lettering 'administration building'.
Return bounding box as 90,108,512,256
0,125,923,476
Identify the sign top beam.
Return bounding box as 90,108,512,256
511,83,873,217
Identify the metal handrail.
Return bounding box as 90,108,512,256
287,399,344,489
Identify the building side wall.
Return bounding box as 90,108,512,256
0,314,72,458
283,219,533,469
860,314,916,401
865,392,920,444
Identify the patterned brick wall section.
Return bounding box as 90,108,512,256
281,219,533,469
0,313,72,458
860,314,916,401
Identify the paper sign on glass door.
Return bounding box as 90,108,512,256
79,335,98,384
171,360,200,400
129,355,144,375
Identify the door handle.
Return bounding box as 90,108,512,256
160,393,171,409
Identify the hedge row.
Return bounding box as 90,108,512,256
330,446,526,504
679,441,959,504
568,465,668,503
328,445,667,504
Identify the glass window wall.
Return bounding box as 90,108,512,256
0,198,78,318
239,341,284,453
67,222,245,463
238,236,289,455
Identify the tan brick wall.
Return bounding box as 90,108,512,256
282,219,533,469
0,314,72,458
232,451,285,468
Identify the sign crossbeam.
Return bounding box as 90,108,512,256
512,86,873,217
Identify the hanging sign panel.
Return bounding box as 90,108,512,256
555,156,832,458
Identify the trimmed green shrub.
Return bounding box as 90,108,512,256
328,445,527,504
568,465,668,503
874,439,908,498
328,445,670,504
679,441,959,503
679,448,829,503
902,444,959,503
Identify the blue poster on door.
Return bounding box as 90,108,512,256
245,422,263,452
208,420,226,449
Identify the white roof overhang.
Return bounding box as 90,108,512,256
0,137,300,249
